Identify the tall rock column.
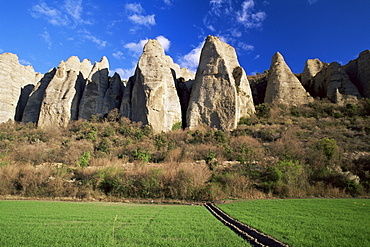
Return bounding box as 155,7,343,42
79,56,109,119
0,53,39,123
344,50,370,98
264,52,313,105
130,39,182,133
37,56,88,128
187,35,255,131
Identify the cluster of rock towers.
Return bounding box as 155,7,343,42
0,35,369,132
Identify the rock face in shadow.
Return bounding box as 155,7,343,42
313,62,361,104
187,35,255,131
22,68,56,123
129,39,182,133
103,72,125,116
79,56,109,119
0,53,39,123
344,50,370,98
264,52,313,105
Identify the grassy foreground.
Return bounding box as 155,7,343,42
218,199,370,247
0,200,249,247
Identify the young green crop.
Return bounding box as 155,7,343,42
0,201,249,247
218,199,370,247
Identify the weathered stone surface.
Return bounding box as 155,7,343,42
120,75,135,120
344,50,370,98
22,68,56,123
301,58,328,94
38,58,80,128
79,56,109,119
0,53,39,123
264,52,313,105
187,35,255,131
314,62,361,104
131,39,182,133
102,72,125,116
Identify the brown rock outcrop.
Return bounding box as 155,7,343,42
301,58,328,94
264,52,313,105
186,35,255,131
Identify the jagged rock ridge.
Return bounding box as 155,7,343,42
0,38,369,132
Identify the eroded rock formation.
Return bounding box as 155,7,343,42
129,39,182,133
0,53,39,123
187,35,255,131
344,50,370,98
79,56,110,119
264,52,313,105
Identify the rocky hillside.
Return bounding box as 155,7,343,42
0,35,369,132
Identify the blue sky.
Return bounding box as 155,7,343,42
0,0,369,79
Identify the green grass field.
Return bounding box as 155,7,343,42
218,199,370,247
0,200,249,247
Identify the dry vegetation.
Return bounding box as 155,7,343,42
1,100,370,201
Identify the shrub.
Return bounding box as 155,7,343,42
79,151,91,167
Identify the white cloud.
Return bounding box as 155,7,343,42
236,0,266,28
79,30,108,48
238,42,254,51
0,48,4,54
254,54,260,60
31,0,89,27
125,3,156,26
124,36,171,55
163,0,172,5
156,36,171,51
308,0,319,4
40,30,52,49
178,42,204,73
113,67,136,81
19,59,32,66
125,3,144,13
112,51,125,60
128,14,156,26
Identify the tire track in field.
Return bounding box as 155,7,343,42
205,203,289,247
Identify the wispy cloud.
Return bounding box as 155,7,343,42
125,3,156,27
163,0,172,6
124,36,171,55
0,48,3,54
19,59,32,66
79,29,108,48
112,51,124,60
113,66,136,81
308,0,319,5
178,41,204,73
31,0,90,28
40,30,52,49
236,0,266,28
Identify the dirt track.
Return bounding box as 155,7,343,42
205,203,289,247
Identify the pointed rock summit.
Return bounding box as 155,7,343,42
187,35,255,131
128,39,182,133
0,53,39,123
264,52,313,105
79,56,110,119
301,58,328,93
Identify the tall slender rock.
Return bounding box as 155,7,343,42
344,50,370,98
0,53,39,123
130,39,182,133
22,68,56,123
102,72,125,115
264,52,313,105
187,35,255,131
79,56,109,119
